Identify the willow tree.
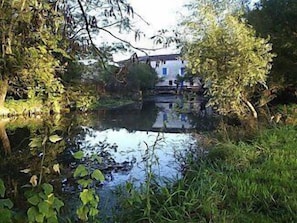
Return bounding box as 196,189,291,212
0,0,66,114
184,5,274,119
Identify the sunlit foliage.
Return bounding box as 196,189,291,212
0,0,66,113
183,3,274,118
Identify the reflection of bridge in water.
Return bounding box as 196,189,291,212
93,95,215,133
154,86,203,95
152,102,193,131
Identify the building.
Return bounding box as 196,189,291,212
137,53,202,91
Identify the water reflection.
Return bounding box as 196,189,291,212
0,95,216,188
60,95,216,188
90,95,215,133
79,128,197,187
0,95,217,221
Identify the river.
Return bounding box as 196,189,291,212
0,95,216,222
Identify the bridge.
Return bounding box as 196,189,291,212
154,85,204,95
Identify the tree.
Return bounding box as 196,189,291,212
0,0,66,113
126,63,158,91
0,0,143,114
246,0,297,98
60,0,150,63
184,5,274,119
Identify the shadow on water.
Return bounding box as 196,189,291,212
0,95,218,222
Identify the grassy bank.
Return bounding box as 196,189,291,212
118,124,297,222
96,96,135,109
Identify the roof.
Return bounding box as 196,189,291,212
117,53,181,65
138,53,181,62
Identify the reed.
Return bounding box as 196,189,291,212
117,125,297,222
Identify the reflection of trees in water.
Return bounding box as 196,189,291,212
62,127,135,184
0,99,217,219
93,101,159,131
0,116,71,212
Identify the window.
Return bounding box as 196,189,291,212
180,67,185,76
162,67,167,75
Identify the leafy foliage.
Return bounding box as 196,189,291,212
0,179,13,223
0,0,66,111
246,0,297,91
25,183,64,223
61,0,141,61
126,63,158,91
73,150,105,221
120,125,297,222
184,5,274,118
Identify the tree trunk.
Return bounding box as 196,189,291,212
242,98,258,119
0,120,11,155
0,78,8,108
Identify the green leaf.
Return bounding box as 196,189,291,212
27,207,38,222
76,206,89,221
38,201,50,217
89,207,99,217
42,183,53,196
91,169,105,182
80,189,93,205
0,199,13,209
47,215,58,223
0,179,5,197
28,195,40,206
38,191,47,200
52,197,64,211
44,209,56,219
77,179,92,188
91,155,102,163
35,213,45,223
49,135,63,143
29,138,42,148
73,151,84,159
0,208,12,222
74,165,88,178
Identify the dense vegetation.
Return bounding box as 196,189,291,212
0,0,158,116
119,123,297,222
117,0,297,222
0,0,296,222
246,0,297,99
184,6,274,119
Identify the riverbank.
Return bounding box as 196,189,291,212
0,95,136,118
117,106,297,222
95,96,135,109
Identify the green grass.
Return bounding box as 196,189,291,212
118,125,297,222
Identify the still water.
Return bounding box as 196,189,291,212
72,95,214,186
0,95,216,221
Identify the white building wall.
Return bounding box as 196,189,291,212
150,60,187,87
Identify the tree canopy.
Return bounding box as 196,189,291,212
0,0,66,113
245,0,297,93
183,3,274,119
0,0,146,114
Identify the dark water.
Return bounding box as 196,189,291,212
0,95,216,221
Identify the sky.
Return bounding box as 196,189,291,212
111,0,188,61
110,0,259,61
